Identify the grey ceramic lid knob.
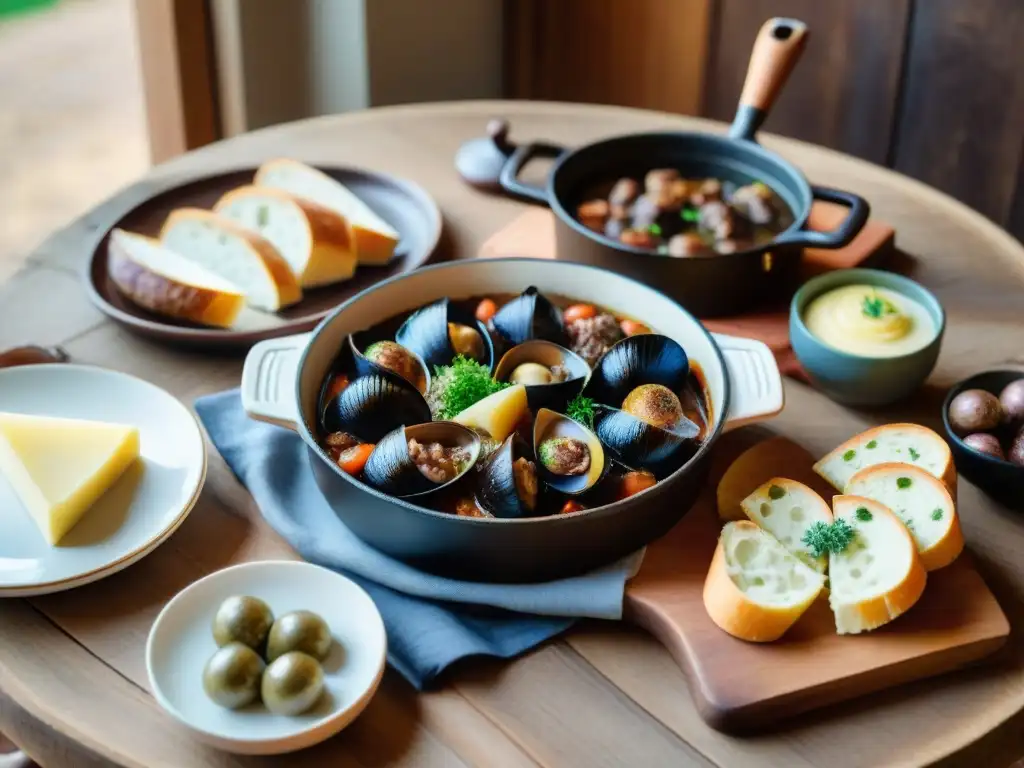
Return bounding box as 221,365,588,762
455,119,516,191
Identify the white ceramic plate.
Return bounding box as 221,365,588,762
146,561,387,755
0,364,206,597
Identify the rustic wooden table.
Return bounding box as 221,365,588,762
1,101,1023,768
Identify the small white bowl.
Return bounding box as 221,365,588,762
146,561,387,755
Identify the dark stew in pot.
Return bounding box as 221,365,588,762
317,287,711,519
576,170,793,256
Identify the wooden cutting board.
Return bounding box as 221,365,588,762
623,429,1011,733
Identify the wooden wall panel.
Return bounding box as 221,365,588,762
503,0,711,116
704,0,911,164
892,0,1024,230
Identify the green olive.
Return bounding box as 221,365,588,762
266,610,333,662
212,595,274,651
261,652,325,716
202,643,265,710
622,384,684,431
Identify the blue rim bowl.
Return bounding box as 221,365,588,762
789,268,946,407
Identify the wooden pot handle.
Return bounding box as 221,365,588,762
729,18,808,140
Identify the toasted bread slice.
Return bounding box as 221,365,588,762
214,185,357,288
255,159,399,265
107,229,245,328
703,521,825,642
741,478,834,572
717,436,831,521
814,424,956,495
845,463,963,571
829,495,927,634
160,208,302,312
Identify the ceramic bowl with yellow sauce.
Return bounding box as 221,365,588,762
790,269,945,406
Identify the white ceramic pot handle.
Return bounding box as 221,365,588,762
712,333,784,431
240,332,312,432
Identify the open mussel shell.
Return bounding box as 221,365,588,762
585,333,689,406
322,371,431,442
475,434,539,519
395,298,495,372
593,404,699,475
348,334,430,394
363,422,481,498
491,286,569,347
532,408,606,496
493,340,590,413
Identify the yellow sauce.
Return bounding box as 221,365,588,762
802,284,936,358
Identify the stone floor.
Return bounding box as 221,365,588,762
0,0,148,284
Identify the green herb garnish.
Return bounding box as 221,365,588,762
909,447,920,461
843,449,856,461
802,519,857,558
432,355,509,419
866,440,878,449
566,393,596,430
256,204,269,228
768,484,786,500
897,477,912,490
931,508,944,521
855,507,873,522
861,290,897,319
648,223,662,236
680,207,700,223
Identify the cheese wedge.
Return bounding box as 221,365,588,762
452,385,528,442
845,463,963,571
160,208,302,312
107,229,246,328
703,520,825,642
741,478,834,572
717,437,830,521
0,413,140,545
814,423,956,495
214,186,357,289
829,495,927,634
255,158,400,265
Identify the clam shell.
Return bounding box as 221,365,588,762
322,372,431,442
493,340,590,413
363,422,481,498
475,434,538,519
349,334,430,395
491,286,568,347
533,408,606,495
586,334,689,407
593,404,699,475
395,298,495,372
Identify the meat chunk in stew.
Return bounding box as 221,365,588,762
409,439,471,484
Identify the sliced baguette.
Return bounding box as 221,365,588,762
214,185,357,288
255,158,399,265
703,520,825,642
717,436,830,521
160,208,302,312
107,229,245,328
814,423,956,495
845,463,963,571
829,495,927,635
741,478,834,572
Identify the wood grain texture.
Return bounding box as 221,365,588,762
503,0,711,115
704,0,911,163
3,101,1024,766
892,0,1024,228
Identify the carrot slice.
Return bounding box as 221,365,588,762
337,443,375,475
563,304,597,323
475,298,498,323
620,319,651,336
325,374,350,402
559,500,586,515
618,470,657,500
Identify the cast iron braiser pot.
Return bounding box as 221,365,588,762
498,18,870,318
241,259,783,583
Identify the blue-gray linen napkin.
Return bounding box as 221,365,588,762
194,390,641,689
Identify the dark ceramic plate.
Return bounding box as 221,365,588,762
85,166,442,349
941,369,1024,511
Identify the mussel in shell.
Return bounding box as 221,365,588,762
350,335,429,394
593,403,699,475
491,286,569,347
475,434,539,518
396,298,494,371
585,333,689,405
533,408,606,495
493,340,590,413
363,422,481,498
322,372,431,443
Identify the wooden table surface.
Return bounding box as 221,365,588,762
1,100,1024,768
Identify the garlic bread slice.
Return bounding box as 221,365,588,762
741,478,833,572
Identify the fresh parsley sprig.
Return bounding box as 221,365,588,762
433,355,509,419
566,393,596,430
802,519,857,558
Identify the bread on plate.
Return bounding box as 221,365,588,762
741,478,834,572
717,436,826,521
213,185,357,289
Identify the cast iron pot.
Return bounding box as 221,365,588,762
498,17,870,318
241,259,783,583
